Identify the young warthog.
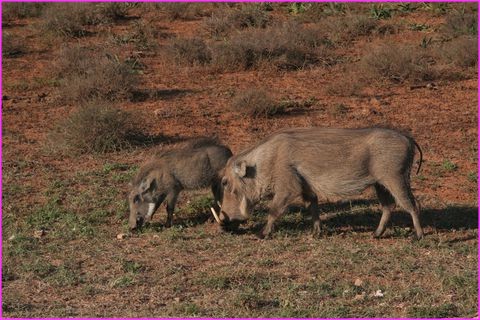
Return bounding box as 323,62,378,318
214,127,424,239
128,138,232,230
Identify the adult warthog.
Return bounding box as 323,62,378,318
213,127,424,239
128,138,232,230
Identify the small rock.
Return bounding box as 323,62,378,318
370,97,381,107
116,233,128,240
8,235,15,241
354,278,363,287
373,289,384,298
33,229,45,238
174,297,181,303
354,292,366,301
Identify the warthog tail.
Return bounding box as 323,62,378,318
413,139,423,175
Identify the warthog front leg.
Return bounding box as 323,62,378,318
165,190,180,228
259,193,292,239
305,194,321,236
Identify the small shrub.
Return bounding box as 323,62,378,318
467,172,477,182
211,22,330,71
231,89,282,117
326,72,365,96
359,43,436,83
328,103,350,117
204,4,270,37
2,2,48,24
2,32,26,58
42,3,99,38
442,160,458,172
443,11,477,37
55,46,139,103
48,100,140,154
440,37,477,68
129,21,160,52
167,37,212,66
159,3,205,21
323,15,378,43
420,2,450,15
97,2,129,21
370,4,393,19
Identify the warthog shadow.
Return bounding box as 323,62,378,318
126,132,188,148
246,199,478,237
131,88,195,102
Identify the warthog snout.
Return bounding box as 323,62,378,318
129,216,144,230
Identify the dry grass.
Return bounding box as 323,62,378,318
211,22,331,71
442,11,477,37
166,37,212,66
97,2,130,21
158,3,207,21
48,100,139,154
323,14,379,43
440,37,477,68
359,43,437,83
41,3,100,38
204,4,270,38
2,3,477,318
54,46,139,103
231,89,282,118
2,2,48,24
2,32,27,58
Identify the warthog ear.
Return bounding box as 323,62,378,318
139,177,156,193
234,160,247,178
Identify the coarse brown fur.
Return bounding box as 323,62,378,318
128,138,232,229
219,127,424,239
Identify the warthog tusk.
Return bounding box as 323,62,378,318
210,207,220,224
217,201,222,208
147,203,156,218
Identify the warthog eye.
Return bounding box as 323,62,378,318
133,194,140,204
221,177,228,187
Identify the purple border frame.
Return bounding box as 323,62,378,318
0,0,478,319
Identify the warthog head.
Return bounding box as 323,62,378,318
211,159,253,230
128,176,166,230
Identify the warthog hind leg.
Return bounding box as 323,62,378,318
374,183,395,238
382,176,423,239
165,190,180,228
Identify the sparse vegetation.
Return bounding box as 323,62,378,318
48,100,139,154
211,22,331,71
2,2,48,24
97,2,130,21
54,45,139,103
2,32,27,57
443,11,477,36
440,37,477,68
159,2,206,21
41,3,99,38
2,2,477,318
370,4,393,20
166,37,212,66
204,4,270,37
442,160,458,172
231,89,282,117
359,43,437,83
323,14,379,43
